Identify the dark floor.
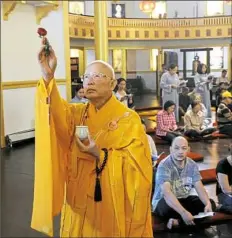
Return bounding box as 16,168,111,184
1,93,232,237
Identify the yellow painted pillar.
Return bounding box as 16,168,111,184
121,49,127,79
228,44,232,81
78,49,84,77
83,48,87,71
157,49,163,96
94,1,108,62
62,1,71,101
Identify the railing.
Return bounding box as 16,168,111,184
69,14,232,40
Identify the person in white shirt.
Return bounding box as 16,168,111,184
141,119,157,160
114,78,134,108
217,69,228,85
187,94,207,118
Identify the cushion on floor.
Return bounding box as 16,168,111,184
152,212,232,232
187,151,204,161
200,168,217,184
212,131,230,138
138,111,158,117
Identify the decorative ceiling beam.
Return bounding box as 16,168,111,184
2,1,17,21
35,3,59,24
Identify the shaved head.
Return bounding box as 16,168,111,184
83,60,117,102
86,60,115,80
170,136,189,161
171,136,188,148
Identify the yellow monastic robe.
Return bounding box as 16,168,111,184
31,79,153,237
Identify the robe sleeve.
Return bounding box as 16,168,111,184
194,74,201,87
120,115,153,237
31,79,83,237
160,73,172,93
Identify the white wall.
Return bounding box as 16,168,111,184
1,3,67,136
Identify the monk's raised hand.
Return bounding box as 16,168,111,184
38,37,57,82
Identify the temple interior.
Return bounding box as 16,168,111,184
1,1,232,237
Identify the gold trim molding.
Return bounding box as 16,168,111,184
2,1,17,21
2,79,66,90
2,1,59,24
69,15,232,40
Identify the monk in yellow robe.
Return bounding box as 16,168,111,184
31,39,153,237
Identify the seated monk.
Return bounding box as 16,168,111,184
31,38,153,237
184,102,216,139
152,136,216,229
216,156,232,214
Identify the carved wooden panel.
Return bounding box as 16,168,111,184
185,30,190,37
90,29,94,37
82,29,85,36
228,28,232,36
145,31,149,38
116,30,120,38
108,30,112,38
154,31,159,37
135,31,139,38
174,31,179,37
217,28,222,36
206,29,211,36
164,31,169,38
195,30,200,37
74,28,78,36
126,31,130,38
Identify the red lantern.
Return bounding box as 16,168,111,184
139,1,156,13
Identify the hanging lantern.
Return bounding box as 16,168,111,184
139,1,156,13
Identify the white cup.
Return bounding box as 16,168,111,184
75,126,89,140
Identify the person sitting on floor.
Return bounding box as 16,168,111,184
187,94,207,118
184,102,216,139
217,91,232,137
152,136,216,229
156,100,181,144
179,87,191,121
216,155,232,214
70,84,88,104
215,83,227,113
141,119,158,162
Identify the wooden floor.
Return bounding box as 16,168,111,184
1,93,232,238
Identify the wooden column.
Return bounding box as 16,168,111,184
121,49,127,79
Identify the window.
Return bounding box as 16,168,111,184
206,1,223,16
69,1,84,15
210,47,223,70
151,1,166,18
112,4,125,18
